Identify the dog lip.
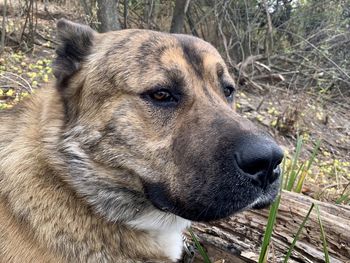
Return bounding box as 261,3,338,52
143,182,178,214
250,183,280,210
251,193,277,209
252,201,272,210
160,206,170,212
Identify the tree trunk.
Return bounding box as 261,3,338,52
144,0,154,27
0,0,7,54
79,0,93,20
123,0,128,29
189,191,350,263
262,0,273,64
97,0,120,33
186,3,199,37
170,0,190,33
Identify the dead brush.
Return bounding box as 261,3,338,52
275,106,300,135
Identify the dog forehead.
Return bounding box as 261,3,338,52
102,30,224,73
93,30,229,92
146,33,224,80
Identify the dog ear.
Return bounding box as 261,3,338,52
54,19,96,88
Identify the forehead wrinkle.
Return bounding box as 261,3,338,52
202,54,224,77
216,63,224,78
198,55,227,100
163,67,185,85
175,34,223,77
159,44,205,89
180,43,204,79
160,47,189,70
159,44,225,104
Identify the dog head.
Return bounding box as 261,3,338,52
53,19,283,224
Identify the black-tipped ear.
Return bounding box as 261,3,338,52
54,19,95,87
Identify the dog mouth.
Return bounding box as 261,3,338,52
249,180,280,210
229,161,281,210
143,165,281,222
252,200,274,209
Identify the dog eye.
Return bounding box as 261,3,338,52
141,87,181,108
150,90,173,102
145,89,180,107
223,85,235,99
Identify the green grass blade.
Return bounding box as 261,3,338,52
294,174,305,193
259,163,285,263
189,228,211,263
294,140,321,193
290,135,303,175
336,184,350,204
305,139,321,172
336,192,350,204
315,205,330,263
286,135,303,191
286,170,297,191
294,163,307,193
291,162,305,192
282,157,289,189
283,203,315,262
258,194,281,263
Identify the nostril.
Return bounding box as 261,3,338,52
273,161,280,170
235,154,270,175
270,165,282,183
273,149,284,168
234,135,284,188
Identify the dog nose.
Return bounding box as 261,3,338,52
235,135,284,188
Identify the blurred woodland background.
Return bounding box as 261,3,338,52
0,0,349,262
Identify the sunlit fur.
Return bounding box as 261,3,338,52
0,19,281,262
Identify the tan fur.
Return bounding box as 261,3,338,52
0,23,212,262
0,199,60,263
0,26,229,262
0,88,171,262
0,19,282,263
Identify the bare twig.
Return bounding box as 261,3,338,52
277,29,350,81
1,71,33,93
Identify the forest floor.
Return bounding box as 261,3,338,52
1,2,349,206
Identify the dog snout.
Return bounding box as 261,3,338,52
234,135,284,189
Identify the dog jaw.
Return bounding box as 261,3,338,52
57,127,191,261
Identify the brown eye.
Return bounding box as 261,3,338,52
142,87,180,108
223,85,235,98
151,90,172,101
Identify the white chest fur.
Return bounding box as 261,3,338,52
127,210,191,261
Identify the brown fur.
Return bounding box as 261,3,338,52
0,19,282,262
0,88,169,262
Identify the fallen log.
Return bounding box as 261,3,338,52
190,190,350,263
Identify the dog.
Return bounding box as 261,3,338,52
0,19,283,262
